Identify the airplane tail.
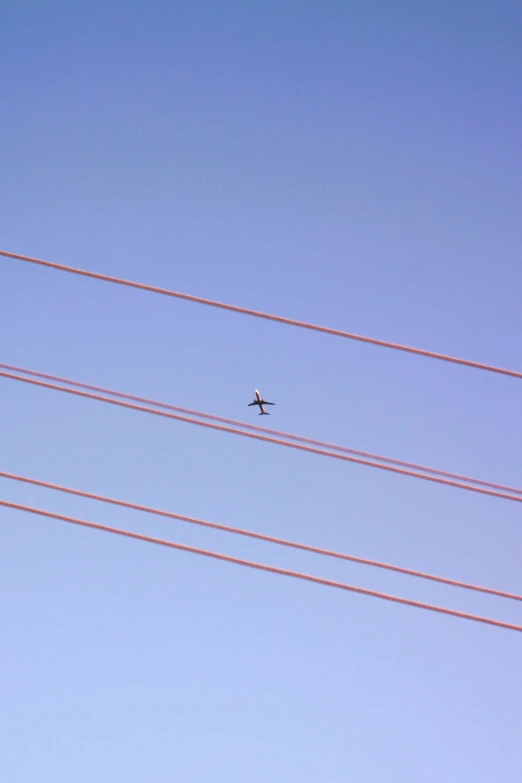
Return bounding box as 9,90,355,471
259,411,270,415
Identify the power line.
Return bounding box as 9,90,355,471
3,469,520,602
2,497,520,632
2,248,521,380
3,362,521,498
3,368,522,504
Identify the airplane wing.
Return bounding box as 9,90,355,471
248,401,258,406
262,401,275,405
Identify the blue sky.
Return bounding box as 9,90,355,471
1,2,521,780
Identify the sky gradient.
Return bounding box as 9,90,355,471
1,2,521,781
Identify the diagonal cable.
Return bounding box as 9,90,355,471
2,498,521,632
2,248,521,380
2,368,522,504
2,362,520,498
2,469,520,601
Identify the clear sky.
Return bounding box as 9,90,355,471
1,2,521,780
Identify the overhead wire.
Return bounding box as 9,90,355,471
3,470,520,601
2,248,521,380
2,362,521,498
2,368,522,504
2,497,521,632
3,252,519,630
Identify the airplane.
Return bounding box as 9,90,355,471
248,389,275,415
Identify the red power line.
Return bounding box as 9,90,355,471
2,497,521,632
2,368,522,504
2,248,521,380
3,362,521,498
3,469,520,601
